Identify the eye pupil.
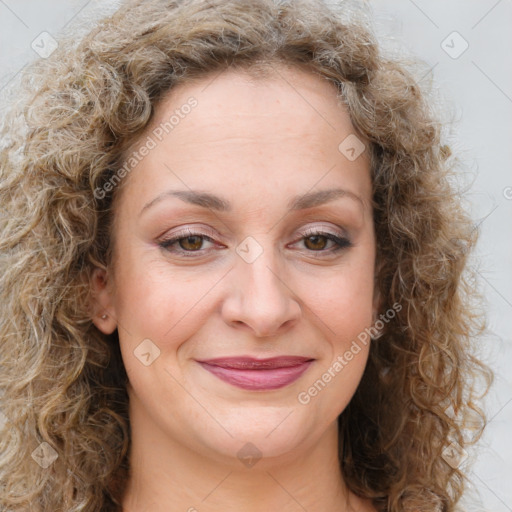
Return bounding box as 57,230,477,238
179,235,203,251
305,235,327,250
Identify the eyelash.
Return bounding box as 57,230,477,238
157,227,352,257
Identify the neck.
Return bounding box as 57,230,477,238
120,394,370,512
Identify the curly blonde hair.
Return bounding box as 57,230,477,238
0,0,492,510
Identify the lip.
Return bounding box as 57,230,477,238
197,356,314,391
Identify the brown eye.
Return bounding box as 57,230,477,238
304,234,328,251
179,235,204,251
158,230,217,255
294,229,353,254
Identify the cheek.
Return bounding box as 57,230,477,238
336,274,374,336
300,265,374,415
112,251,223,351
304,254,376,339
113,267,218,398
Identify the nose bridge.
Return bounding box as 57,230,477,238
224,235,300,336
244,250,285,301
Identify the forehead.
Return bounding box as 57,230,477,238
117,65,371,213
150,64,348,142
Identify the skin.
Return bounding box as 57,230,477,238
91,64,379,512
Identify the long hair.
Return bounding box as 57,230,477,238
0,0,492,510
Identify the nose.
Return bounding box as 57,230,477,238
221,247,302,338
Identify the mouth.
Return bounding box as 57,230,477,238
196,356,314,391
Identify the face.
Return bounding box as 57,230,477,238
92,65,378,464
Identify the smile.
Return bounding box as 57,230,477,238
197,356,314,391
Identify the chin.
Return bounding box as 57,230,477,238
191,405,328,466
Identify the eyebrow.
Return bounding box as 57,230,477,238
139,187,364,217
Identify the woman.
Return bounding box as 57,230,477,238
0,0,492,510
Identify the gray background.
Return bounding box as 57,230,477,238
0,1,510,510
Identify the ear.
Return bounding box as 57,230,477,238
372,257,384,322
372,285,382,323
90,266,117,335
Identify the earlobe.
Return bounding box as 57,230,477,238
372,258,384,322
372,284,383,323
90,267,117,335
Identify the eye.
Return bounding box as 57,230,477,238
293,227,352,254
158,228,219,256
157,226,353,258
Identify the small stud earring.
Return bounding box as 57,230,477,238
101,314,107,319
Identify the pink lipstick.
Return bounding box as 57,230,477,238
197,356,313,391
